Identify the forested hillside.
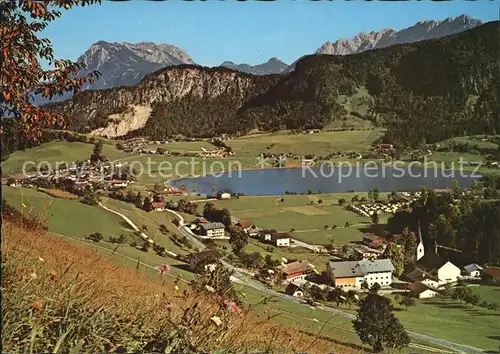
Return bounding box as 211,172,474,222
46,22,499,145
241,21,499,146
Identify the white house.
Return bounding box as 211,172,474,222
259,231,290,247
189,249,223,271
408,281,439,299
405,253,461,288
198,222,226,238
463,263,483,278
217,192,231,200
326,259,395,290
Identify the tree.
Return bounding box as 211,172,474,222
401,227,417,268
399,296,416,311
308,285,327,302
229,226,248,255
353,293,410,352
383,242,405,277
371,212,379,225
142,197,153,212
370,283,381,294
361,280,370,292
87,232,103,242
90,141,103,163
338,198,346,206
328,287,346,307
81,190,100,206
0,0,101,142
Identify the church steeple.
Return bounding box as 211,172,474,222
416,219,425,261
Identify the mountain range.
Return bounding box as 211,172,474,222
284,14,483,73
37,14,483,106
48,21,499,148
220,58,289,75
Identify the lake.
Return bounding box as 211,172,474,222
170,165,480,196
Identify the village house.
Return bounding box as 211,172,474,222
326,259,395,290
188,249,223,271
217,192,231,200
151,201,166,211
235,220,255,234
281,260,313,283
404,253,461,288
353,245,384,260
363,233,384,249
463,263,483,278
259,230,290,247
408,281,440,299
376,143,395,152
285,283,305,297
109,180,128,189
482,266,500,284
197,222,226,238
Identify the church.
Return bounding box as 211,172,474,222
404,223,461,288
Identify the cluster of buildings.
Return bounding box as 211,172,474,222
189,215,293,248
346,193,420,217
6,160,136,194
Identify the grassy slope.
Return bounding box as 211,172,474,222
227,130,384,158
388,295,500,351
2,186,133,239
99,197,189,255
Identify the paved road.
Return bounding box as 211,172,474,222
98,205,483,354
290,238,321,252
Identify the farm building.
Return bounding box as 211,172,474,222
281,260,313,283
197,222,226,238
408,281,440,299
463,263,483,278
327,259,395,290
189,249,223,271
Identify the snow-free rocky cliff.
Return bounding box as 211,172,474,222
50,65,279,137
285,14,482,73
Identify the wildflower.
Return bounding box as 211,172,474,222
166,302,174,311
32,301,42,313
29,272,37,280
205,285,216,293
174,285,179,292
223,300,241,313
49,270,58,281
312,318,319,322
156,265,169,274
38,257,45,263
211,316,222,327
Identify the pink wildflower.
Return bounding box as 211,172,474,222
166,302,174,311
156,265,169,274
223,299,241,313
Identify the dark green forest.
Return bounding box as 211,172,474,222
387,181,500,266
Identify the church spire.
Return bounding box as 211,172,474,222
416,219,425,261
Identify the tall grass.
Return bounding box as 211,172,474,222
1,218,356,353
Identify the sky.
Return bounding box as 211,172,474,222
42,0,499,67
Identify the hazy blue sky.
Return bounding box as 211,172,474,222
42,0,498,66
